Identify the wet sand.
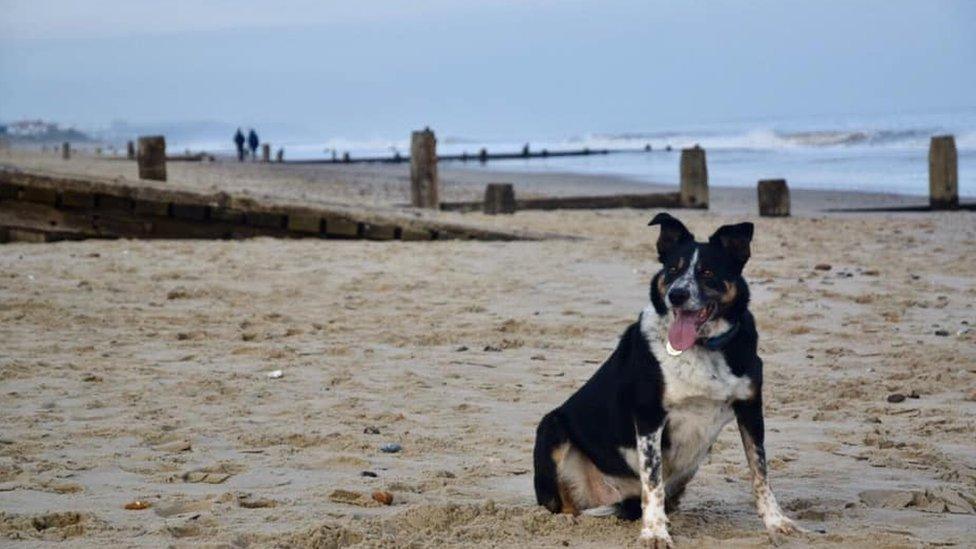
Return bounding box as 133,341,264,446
0,151,974,547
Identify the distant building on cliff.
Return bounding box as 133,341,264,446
1,119,90,142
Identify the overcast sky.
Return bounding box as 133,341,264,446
0,0,973,139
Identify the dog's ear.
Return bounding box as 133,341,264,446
648,213,693,262
708,222,754,270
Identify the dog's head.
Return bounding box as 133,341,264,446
648,213,753,353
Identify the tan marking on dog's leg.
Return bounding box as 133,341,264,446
551,443,579,515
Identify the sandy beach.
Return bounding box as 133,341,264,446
1,152,974,547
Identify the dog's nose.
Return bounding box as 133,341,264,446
668,288,690,307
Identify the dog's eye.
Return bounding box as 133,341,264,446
668,266,678,274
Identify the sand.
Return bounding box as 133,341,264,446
0,151,974,547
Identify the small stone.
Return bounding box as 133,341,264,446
363,426,380,435
934,329,950,337
380,443,401,454
360,471,378,478
81,374,102,382
329,489,372,507
266,370,283,379
153,440,191,453
887,393,906,403
167,287,190,300
124,500,152,510
371,490,393,505
908,390,919,399
454,346,469,352
531,354,546,361
814,263,832,271
238,496,276,509
862,269,879,276
483,345,502,352
434,470,456,479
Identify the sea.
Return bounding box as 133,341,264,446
169,109,975,197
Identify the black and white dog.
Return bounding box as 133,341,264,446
533,213,801,546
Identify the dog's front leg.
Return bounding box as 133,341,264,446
733,397,803,540
636,418,671,548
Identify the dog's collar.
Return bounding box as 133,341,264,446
699,321,740,350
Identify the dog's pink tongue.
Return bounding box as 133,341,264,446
668,311,699,351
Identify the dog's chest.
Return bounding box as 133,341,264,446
654,348,752,479
654,346,753,407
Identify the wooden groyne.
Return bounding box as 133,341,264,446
0,167,557,244
283,147,652,166
441,192,689,213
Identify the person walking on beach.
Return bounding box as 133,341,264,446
233,128,245,162
247,129,259,161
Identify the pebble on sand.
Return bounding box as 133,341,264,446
371,490,394,505
887,393,906,403
124,501,152,510
380,443,402,453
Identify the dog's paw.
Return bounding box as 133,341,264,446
765,515,805,543
639,528,674,548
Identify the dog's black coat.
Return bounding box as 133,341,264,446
534,213,766,518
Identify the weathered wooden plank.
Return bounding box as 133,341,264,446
61,190,97,209
21,187,59,205
325,216,360,238
0,182,20,200
287,213,323,234
98,195,133,211
245,212,286,229
441,192,683,212
133,199,171,217
211,207,245,224
362,223,398,240
170,203,209,221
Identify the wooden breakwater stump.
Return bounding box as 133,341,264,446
127,141,135,160
410,128,439,209
61,142,70,160
262,143,271,163
137,136,167,181
679,146,708,208
929,135,958,210
757,179,790,217
276,148,284,163
483,183,516,215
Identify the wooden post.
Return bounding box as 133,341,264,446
679,145,708,208
127,141,135,159
262,143,271,163
410,128,439,208
276,148,284,163
757,179,790,217
137,135,167,181
483,183,516,215
62,142,70,160
929,135,958,210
